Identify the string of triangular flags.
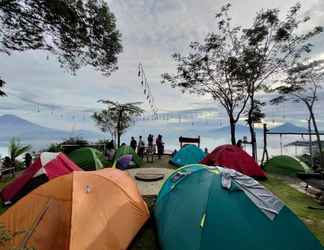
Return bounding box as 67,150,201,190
138,63,158,119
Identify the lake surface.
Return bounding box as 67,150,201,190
0,121,312,162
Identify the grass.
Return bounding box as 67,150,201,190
261,175,324,245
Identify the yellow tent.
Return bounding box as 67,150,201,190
0,169,150,250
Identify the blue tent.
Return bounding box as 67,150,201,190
169,145,206,167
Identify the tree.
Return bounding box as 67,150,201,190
271,60,324,169
235,3,323,159
93,100,144,147
161,4,249,145
8,137,31,168
0,0,122,92
0,77,5,96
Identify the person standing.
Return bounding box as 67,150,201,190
24,153,33,168
147,134,154,147
130,137,137,152
138,136,145,158
156,134,164,159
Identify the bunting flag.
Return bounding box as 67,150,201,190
138,62,158,119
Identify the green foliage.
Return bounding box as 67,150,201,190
270,59,324,169
0,0,123,91
163,3,322,156
271,60,324,106
93,100,144,146
8,138,32,165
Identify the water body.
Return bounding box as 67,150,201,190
0,123,310,161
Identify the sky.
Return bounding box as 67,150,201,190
1,0,324,132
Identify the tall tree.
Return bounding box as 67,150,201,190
162,4,249,145
0,0,122,92
0,78,5,96
271,60,324,169
235,3,323,159
93,100,144,147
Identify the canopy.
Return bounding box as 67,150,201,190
1,152,81,203
169,144,206,167
113,145,142,168
0,168,150,250
155,164,323,250
201,144,266,178
68,147,111,171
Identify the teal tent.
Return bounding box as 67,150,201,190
169,145,206,167
68,147,111,171
113,145,142,168
155,164,323,250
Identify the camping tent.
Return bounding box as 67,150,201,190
264,155,311,176
155,164,323,250
1,152,81,203
0,168,150,250
113,145,142,168
201,144,266,178
169,144,206,167
68,147,111,171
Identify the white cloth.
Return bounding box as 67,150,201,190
34,152,59,178
220,168,284,220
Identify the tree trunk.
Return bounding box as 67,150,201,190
248,96,257,160
308,105,323,170
229,117,237,145
117,109,123,148
247,119,257,159
117,133,121,148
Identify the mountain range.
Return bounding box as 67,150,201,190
0,114,104,147
0,114,313,150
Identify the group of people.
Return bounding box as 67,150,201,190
130,134,165,159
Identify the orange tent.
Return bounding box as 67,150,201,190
0,169,150,250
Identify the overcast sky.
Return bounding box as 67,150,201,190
1,0,324,132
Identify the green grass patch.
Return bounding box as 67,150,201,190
261,176,324,244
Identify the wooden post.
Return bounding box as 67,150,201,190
261,123,269,165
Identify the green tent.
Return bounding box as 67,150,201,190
264,155,311,176
113,145,142,167
155,164,323,250
169,144,206,167
68,147,111,171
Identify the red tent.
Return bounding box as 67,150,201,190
201,145,266,178
1,152,81,203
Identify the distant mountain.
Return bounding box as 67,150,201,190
0,114,105,146
208,124,263,135
268,122,309,134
